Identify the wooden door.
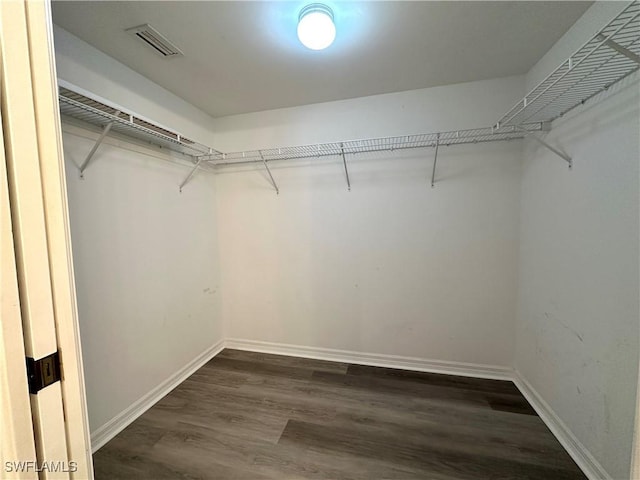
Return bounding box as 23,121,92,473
0,84,39,480
0,1,93,478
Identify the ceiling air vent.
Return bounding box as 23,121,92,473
126,24,183,58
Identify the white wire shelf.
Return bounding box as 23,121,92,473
58,83,543,175
497,1,640,128
208,124,543,167
58,82,544,191
59,87,221,159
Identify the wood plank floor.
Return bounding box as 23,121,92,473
93,349,587,479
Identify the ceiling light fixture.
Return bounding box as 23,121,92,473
297,4,336,51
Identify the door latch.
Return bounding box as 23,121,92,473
26,351,61,394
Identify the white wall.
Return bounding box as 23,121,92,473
515,1,640,477
212,75,523,151
62,125,222,434
515,74,639,479
214,76,525,369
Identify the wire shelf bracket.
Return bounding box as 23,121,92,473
340,143,351,191
515,124,572,168
259,150,279,194
179,157,204,192
178,148,219,192
597,33,640,64
430,134,440,188
79,111,119,177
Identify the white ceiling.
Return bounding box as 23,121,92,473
52,1,592,118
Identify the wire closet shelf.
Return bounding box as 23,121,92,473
58,87,222,160
209,124,543,167
58,84,544,171
496,1,640,128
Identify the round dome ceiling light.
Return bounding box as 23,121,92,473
297,4,336,50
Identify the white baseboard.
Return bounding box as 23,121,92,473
90,339,225,452
224,338,513,381
513,371,611,480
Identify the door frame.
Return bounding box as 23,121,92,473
0,0,93,478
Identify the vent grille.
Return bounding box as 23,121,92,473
126,24,183,57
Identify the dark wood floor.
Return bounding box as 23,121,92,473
94,349,586,479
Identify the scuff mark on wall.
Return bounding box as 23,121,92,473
544,311,584,342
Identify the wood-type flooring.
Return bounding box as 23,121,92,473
93,349,587,479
